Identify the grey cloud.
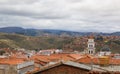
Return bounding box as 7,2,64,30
0,0,38,4
0,0,120,33
0,5,69,19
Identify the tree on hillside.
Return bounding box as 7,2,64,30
0,50,5,55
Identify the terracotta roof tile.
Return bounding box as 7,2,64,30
0,58,26,65
76,55,99,64
110,58,120,65
68,54,83,60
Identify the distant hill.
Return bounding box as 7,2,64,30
0,27,37,36
0,27,120,36
110,32,120,36
0,32,120,53
0,27,25,34
0,33,74,50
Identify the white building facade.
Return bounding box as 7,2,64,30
87,38,96,55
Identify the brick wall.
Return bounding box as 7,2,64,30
35,64,89,74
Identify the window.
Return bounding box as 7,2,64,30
91,51,93,54
89,51,91,54
89,45,93,47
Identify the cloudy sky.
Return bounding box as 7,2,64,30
0,0,120,33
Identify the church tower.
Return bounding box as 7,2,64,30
87,36,95,55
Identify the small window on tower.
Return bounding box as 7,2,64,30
89,45,93,47
89,51,91,54
91,51,93,54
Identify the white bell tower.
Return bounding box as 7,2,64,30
87,37,95,55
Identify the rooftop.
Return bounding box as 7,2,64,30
0,58,26,65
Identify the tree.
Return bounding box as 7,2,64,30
0,50,5,55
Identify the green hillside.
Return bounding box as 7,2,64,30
0,33,120,53
0,33,73,50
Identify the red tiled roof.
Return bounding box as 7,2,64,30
0,58,26,65
50,53,75,61
110,58,120,65
76,55,99,64
31,53,120,65
68,54,83,60
31,53,76,66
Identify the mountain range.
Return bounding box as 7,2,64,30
0,27,119,53
0,27,120,36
